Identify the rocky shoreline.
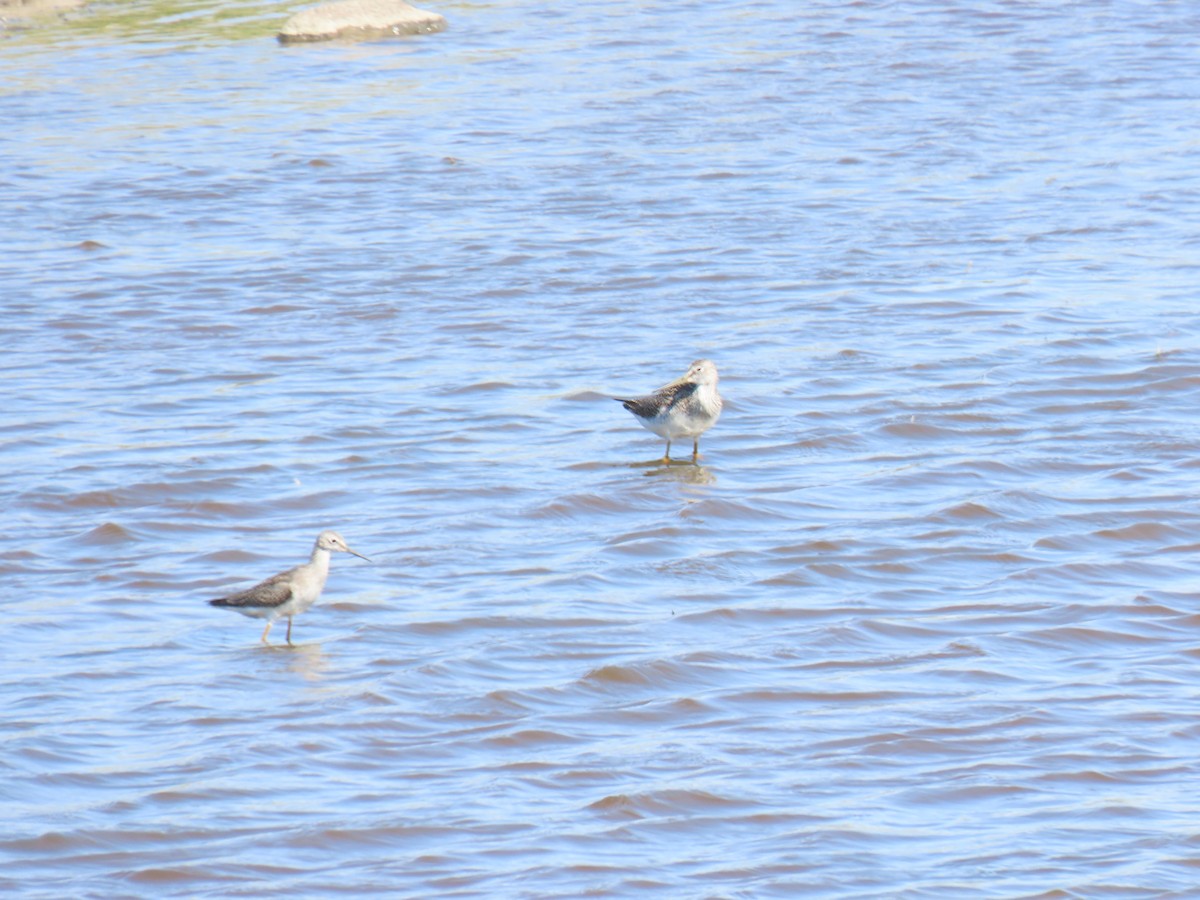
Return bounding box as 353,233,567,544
0,0,88,20
1,0,447,43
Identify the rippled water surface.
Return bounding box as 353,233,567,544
5,0,1200,896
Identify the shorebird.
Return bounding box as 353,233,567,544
614,359,723,461
209,530,370,645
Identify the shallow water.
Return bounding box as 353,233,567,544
4,0,1200,896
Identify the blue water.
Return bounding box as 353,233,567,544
4,1,1200,896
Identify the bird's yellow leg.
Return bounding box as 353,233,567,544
261,621,273,643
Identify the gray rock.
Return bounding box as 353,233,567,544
279,0,445,43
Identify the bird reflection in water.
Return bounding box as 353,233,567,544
632,459,716,485
261,639,329,681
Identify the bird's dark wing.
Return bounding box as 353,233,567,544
209,569,294,609
616,381,696,418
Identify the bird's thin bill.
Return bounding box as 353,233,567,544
347,547,371,562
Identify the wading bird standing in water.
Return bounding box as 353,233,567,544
209,530,370,645
615,359,722,462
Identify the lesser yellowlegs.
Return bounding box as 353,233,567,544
209,530,370,645
615,359,722,461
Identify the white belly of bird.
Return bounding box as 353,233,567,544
648,386,721,439
649,408,709,439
